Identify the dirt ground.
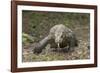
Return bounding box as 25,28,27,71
22,25,90,62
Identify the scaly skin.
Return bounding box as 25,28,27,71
33,24,78,54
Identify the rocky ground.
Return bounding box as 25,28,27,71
22,26,90,62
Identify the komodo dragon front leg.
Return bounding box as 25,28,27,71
32,35,51,54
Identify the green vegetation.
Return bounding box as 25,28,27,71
22,32,34,47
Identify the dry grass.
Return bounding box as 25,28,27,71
22,26,90,62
